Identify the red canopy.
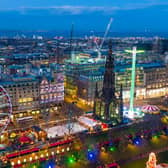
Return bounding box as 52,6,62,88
141,105,160,114
19,136,31,143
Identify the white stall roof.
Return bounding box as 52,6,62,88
45,122,87,138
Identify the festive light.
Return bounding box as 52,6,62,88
68,155,76,164
125,47,144,119
29,157,32,161
133,137,142,146
153,135,158,139
87,151,95,161
87,149,98,161
46,161,55,168
133,139,140,145
18,97,33,103
109,146,116,152
89,153,94,158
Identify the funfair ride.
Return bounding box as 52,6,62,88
125,47,144,119
0,85,12,135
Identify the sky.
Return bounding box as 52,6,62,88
0,0,167,32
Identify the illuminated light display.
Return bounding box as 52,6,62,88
153,135,158,139
40,71,64,103
133,137,141,146
49,139,73,148
17,160,21,164
87,149,98,162
88,152,94,159
125,47,144,119
18,97,33,103
68,155,76,164
29,157,32,161
5,139,73,166
123,106,144,119
109,146,116,152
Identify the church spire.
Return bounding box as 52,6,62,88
101,39,116,120
102,39,115,103
93,39,119,122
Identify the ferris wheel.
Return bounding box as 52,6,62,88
0,85,12,134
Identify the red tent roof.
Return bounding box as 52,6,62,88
19,136,31,143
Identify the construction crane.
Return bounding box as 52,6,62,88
94,18,113,60
70,23,76,63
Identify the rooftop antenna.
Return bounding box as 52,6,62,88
70,23,75,63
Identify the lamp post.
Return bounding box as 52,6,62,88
125,47,144,119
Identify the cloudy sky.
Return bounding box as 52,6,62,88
0,0,167,32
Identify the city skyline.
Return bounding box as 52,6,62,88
0,0,168,32
0,1,168,167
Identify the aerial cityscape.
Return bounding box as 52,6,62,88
0,0,168,168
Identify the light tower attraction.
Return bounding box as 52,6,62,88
125,47,144,119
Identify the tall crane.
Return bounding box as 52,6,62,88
94,18,113,60
70,23,76,62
